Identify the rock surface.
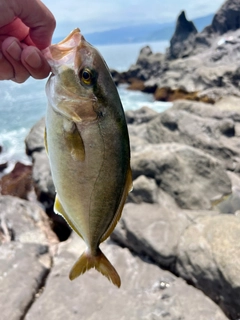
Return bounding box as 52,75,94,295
117,0,240,102
25,234,228,320
23,93,240,318
0,195,58,320
131,143,231,210
112,202,240,319
177,214,240,319
168,11,197,59
0,242,50,320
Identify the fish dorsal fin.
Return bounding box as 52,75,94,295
54,194,83,239
44,127,48,154
100,166,133,243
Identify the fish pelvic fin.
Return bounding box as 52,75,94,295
54,194,83,239
69,248,121,288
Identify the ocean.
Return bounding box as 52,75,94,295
0,40,171,168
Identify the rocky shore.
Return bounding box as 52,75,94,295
1,0,240,319
113,0,240,104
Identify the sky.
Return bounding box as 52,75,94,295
42,0,225,38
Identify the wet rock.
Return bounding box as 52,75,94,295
0,162,32,199
154,86,214,103
25,234,228,320
127,79,145,91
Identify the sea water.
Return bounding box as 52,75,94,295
0,40,171,166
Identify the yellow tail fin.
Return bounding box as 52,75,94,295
69,248,121,288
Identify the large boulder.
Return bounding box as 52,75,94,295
25,234,228,320
0,195,57,246
0,195,58,320
25,117,45,155
112,200,240,319
25,118,55,209
131,143,231,210
112,202,216,268
177,214,240,319
0,242,50,320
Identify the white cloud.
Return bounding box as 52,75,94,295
41,0,225,37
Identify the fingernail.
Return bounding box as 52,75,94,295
6,41,22,61
25,50,42,68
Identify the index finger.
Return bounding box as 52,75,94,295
11,0,56,49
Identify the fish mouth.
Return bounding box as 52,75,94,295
42,28,84,73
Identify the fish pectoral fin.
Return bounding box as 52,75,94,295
54,194,83,239
100,165,133,243
64,125,85,162
69,248,121,288
44,127,48,154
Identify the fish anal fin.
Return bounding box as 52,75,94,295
44,127,48,154
69,248,121,288
100,166,133,243
54,194,83,239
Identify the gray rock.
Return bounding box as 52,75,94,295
215,170,240,214
168,11,197,59
127,175,159,204
0,242,50,320
32,150,55,209
143,100,240,172
0,195,57,246
210,0,240,35
119,1,240,102
131,143,231,210
25,117,45,155
176,214,240,319
25,234,228,320
112,202,218,269
125,106,158,124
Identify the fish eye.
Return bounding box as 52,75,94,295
80,68,93,86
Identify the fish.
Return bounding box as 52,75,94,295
43,28,132,288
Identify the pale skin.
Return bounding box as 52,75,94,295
0,0,56,83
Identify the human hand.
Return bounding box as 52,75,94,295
0,0,56,83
